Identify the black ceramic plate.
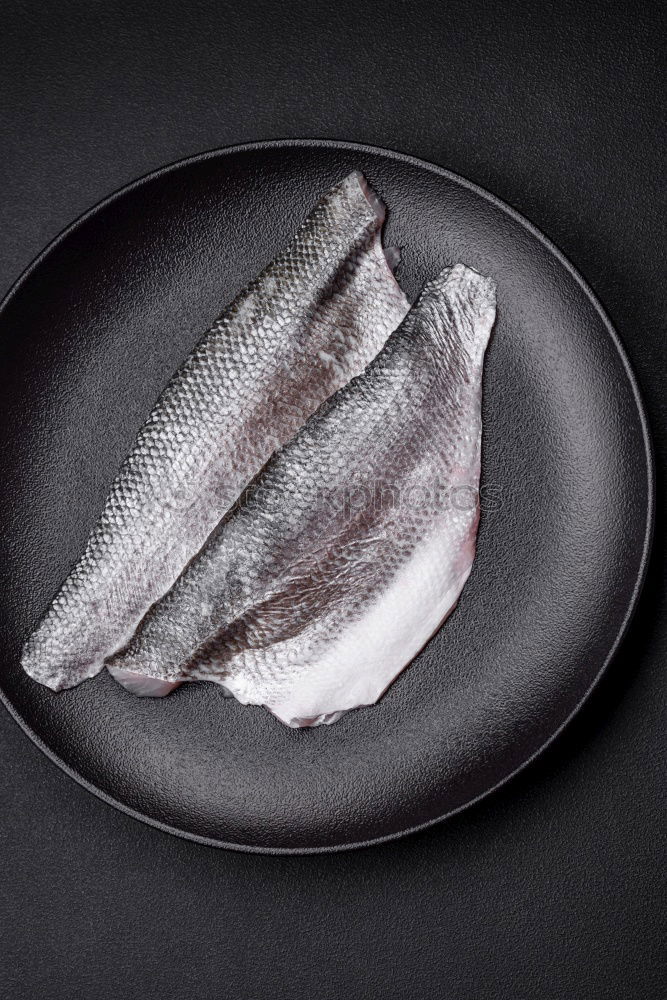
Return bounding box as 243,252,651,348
0,141,653,853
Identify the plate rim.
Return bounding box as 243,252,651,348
0,138,655,854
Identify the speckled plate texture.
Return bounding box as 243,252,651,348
0,141,653,852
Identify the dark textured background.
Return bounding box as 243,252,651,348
0,1,664,997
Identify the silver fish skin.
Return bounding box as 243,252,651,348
107,264,496,726
22,172,409,692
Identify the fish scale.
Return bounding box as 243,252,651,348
107,264,496,726
23,172,409,692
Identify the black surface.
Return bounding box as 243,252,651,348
0,0,664,996
0,141,653,853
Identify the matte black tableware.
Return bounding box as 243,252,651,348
0,141,653,852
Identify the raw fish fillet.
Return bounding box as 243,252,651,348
108,264,496,725
22,173,409,692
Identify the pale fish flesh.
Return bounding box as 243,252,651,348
22,172,409,692
107,264,496,725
